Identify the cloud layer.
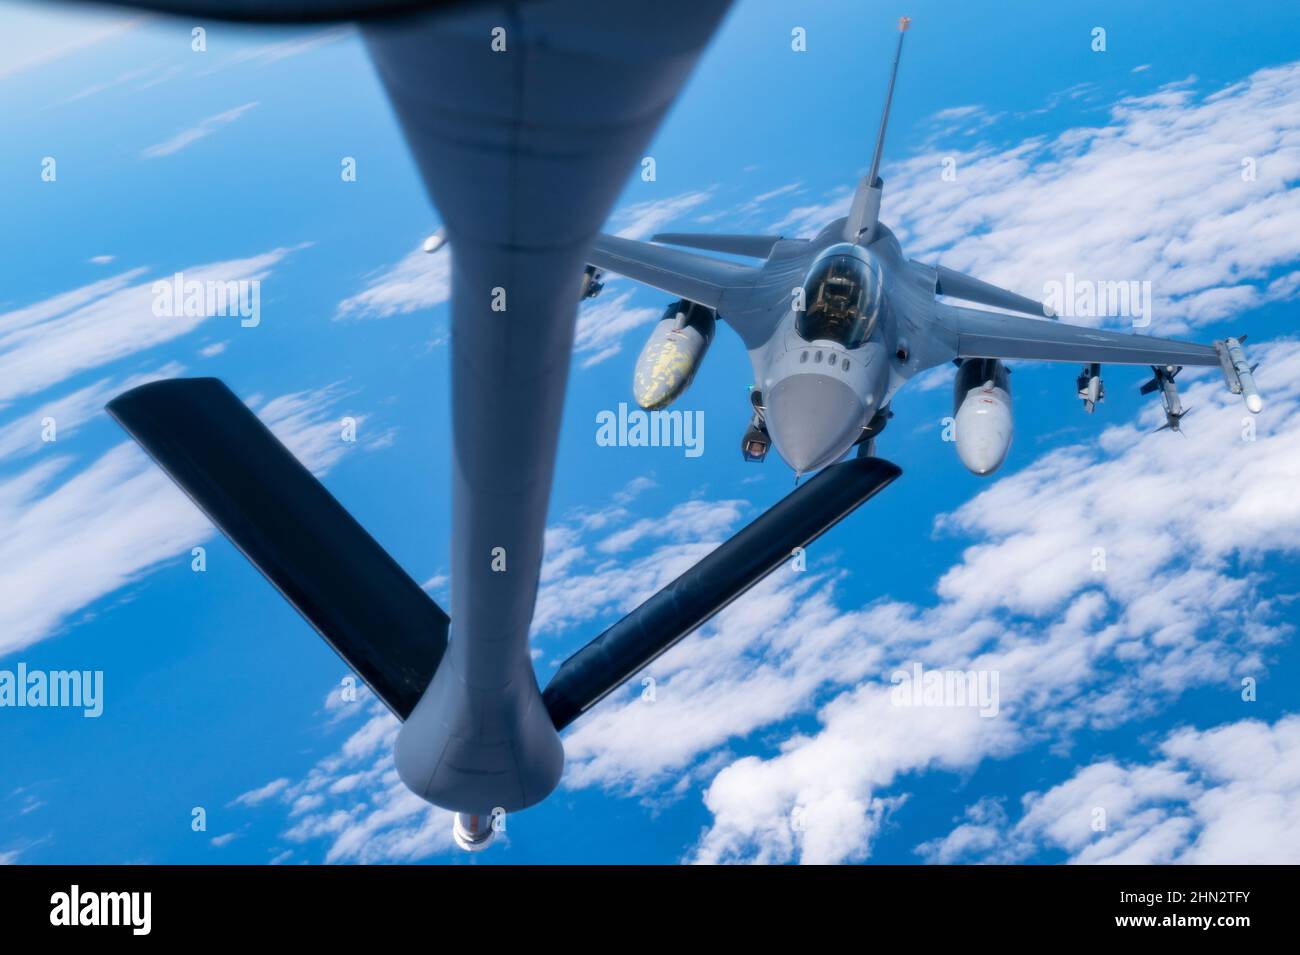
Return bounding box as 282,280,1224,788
229,339,1300,864
920,715,1300,864
777,64,1300,336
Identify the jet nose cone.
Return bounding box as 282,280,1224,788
765,373,868,473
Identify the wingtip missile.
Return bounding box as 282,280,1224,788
1216,337,1263,414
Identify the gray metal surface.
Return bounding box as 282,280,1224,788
651,233,789,259
543,456,902,730
942,304,1223,366
587,233,760,311
933,264,1054,318
106,377,448,719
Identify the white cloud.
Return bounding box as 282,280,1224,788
769,192,854,241
0,7,141,83
595,497,745,555
726,181,804,221
897,67,1300,331
65,65,156,104
0,362,184,462
232,704,456,864
773,63,1300,335
231,778,291,808
921,715,1300,864
0,246,301,404
924,104,1003,138
141,102,258,159
335,245,451,321
574,291,663,368
88,255,115,265
221,27,351,68
611,190,713,240
931,105,985,122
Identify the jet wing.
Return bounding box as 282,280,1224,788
945,305,1222,367
588,233,761,311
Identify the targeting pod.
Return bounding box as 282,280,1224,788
580,265,604,301
741,388,770,463
1216,337,1263,414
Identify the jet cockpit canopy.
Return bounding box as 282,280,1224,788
796,243,883,348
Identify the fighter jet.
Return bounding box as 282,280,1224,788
590,18,1264,478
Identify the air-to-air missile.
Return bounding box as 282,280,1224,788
422,228,447,254
1217,335,1264,414
1140,365,1188,433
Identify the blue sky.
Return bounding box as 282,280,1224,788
2,0,1300,864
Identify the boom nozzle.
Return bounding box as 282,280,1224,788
452,812,498,852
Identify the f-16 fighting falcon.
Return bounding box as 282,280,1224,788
589,17,1263,477
67,2,1261,852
